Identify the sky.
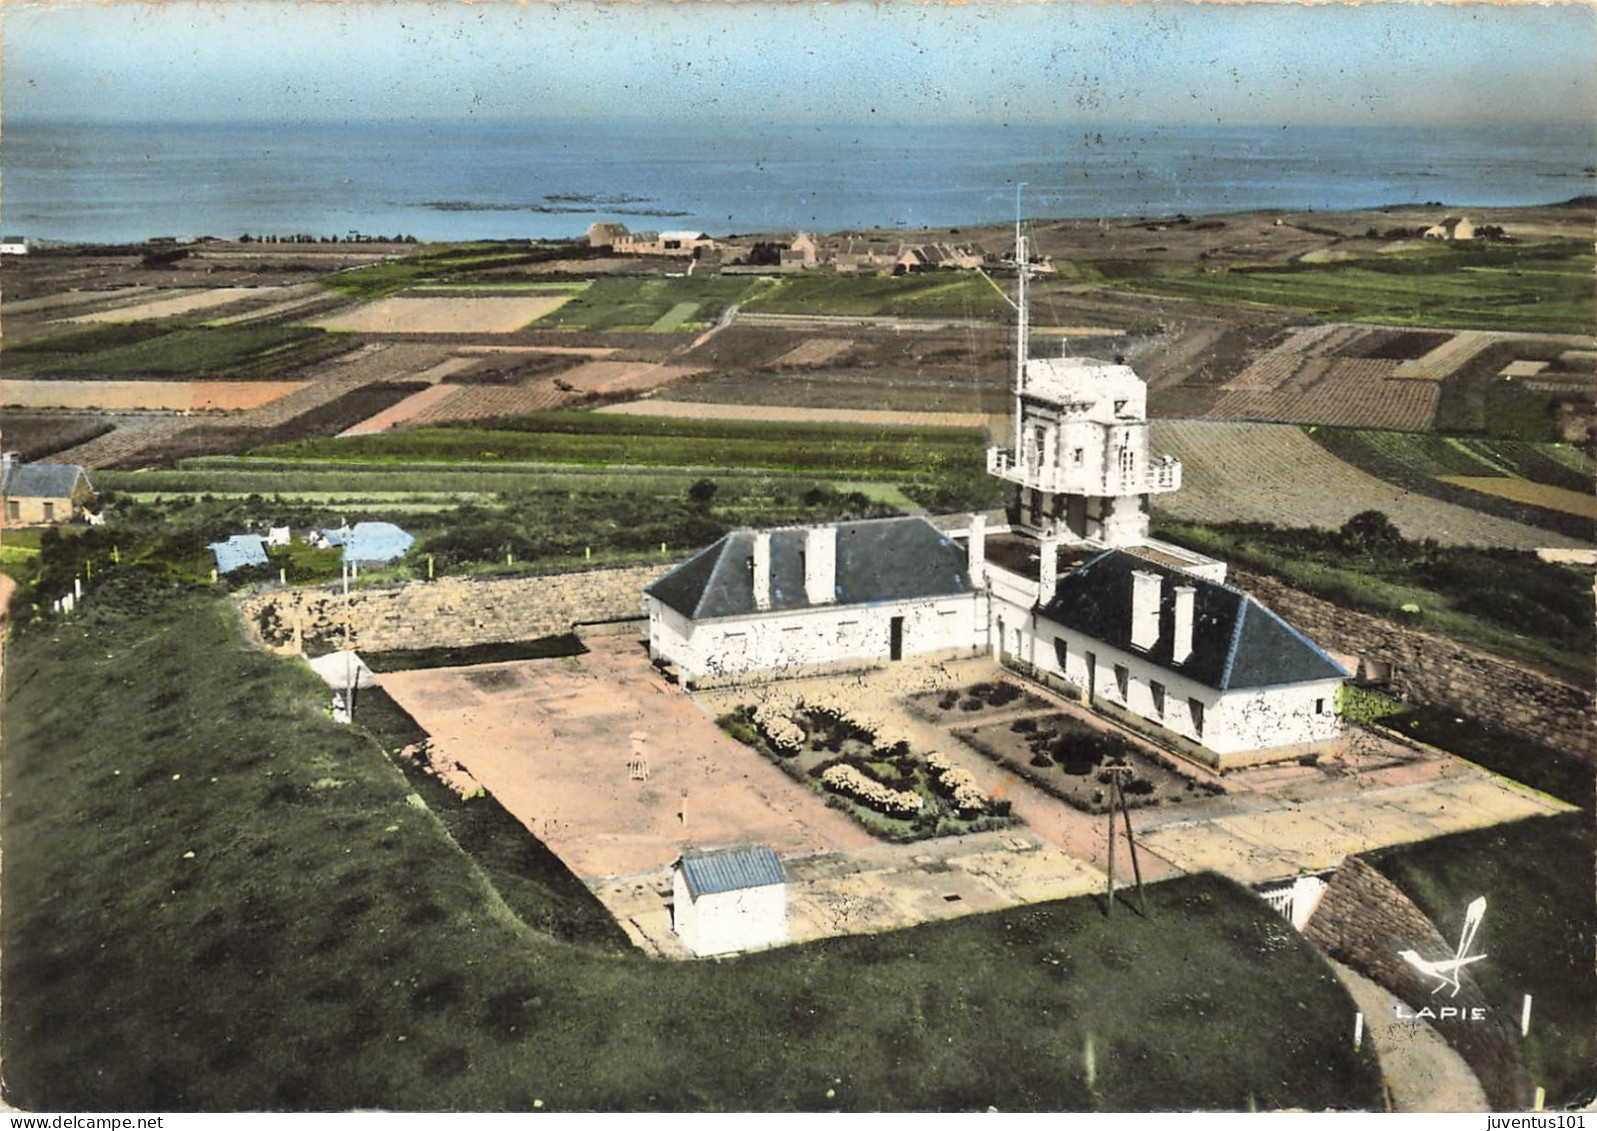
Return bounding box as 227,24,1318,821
3,1,1594,130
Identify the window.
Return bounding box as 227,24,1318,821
1188,698,1205,737
1113,399,1128,415
724,633,748,656
1117,447,1135,477
1113,664,1129,700
4,500,17,522
1053,637,1068,672
1150,681,1166,720
1072,448,1084,465
1315,698,1326,715
41,501,54,522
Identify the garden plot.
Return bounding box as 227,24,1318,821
956,713,1222,815
306,292,573,334
1437,476,1597,520
63,286,280,324
553,361,706,396
398,383,567,428
1150,420,1592,549
720,696,1016,842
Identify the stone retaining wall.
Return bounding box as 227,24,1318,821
1303,856,1529,1111
240,564,665,655
1234,568,1595,759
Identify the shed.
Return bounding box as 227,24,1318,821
306,650,376,724
208,534,269,574
330,522,414,565
672,845,789,957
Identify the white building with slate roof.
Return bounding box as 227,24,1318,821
1,455,95,526
672,845,789,957
643,228,1347,768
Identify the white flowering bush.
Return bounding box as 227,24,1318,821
751,702,807,754
925,752,989,814
820,764,924,816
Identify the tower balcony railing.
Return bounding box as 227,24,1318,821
987,447,1182,495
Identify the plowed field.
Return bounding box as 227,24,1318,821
306,293,572,333
1437,476,1597,520
0,379,306,412
1149,420,1592,549
64,287,283,323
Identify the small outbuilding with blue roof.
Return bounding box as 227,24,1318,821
672,845,789,957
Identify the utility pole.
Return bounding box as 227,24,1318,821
1104,764,1149,918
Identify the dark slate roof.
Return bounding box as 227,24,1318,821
1,462,90,499
677,845,786,898
1039,549,1348,691
645,516,972,621
208,534,269,575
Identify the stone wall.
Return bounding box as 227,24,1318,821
1234,568,1596,759
1303,856,1529,1111
240,564,664,655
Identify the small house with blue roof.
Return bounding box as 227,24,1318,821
327,522,415,566
208,534,269,575
672,845,789,957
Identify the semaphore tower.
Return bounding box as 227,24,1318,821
985,222,1181,547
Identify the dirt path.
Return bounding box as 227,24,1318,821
1330,960,1489,1113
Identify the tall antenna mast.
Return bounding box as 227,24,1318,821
1013,183,1029,455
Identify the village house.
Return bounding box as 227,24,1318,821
896,242,986,272
0,235,31,256
0,455,95,526
833,237,903,274
585,221,631,249
1423,216,1475,241
779,232,824,269
644,229,1348,767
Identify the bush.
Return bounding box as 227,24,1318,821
1012,718,1037,734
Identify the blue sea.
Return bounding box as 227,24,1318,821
2,120,1592,245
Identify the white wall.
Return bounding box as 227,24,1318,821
672,870,789,957
648,592,983,682
1022,617,1341,759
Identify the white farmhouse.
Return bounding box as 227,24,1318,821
642,227,1348,768
645,517,984,682
672,845,789,957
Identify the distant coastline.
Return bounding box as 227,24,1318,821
3,119,1591,245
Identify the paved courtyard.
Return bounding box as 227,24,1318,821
381,639,1571,957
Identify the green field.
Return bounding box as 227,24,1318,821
1154,518,1595,681
0,580,1384,1110
1105,241,1595,334
319,243,588,301
531,276,772,331
250,411,990,479
1368,814,1595,1109
0,322,353,380
745,273,1011,319
1308,429,1595,542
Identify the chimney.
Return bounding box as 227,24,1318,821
804,524,837,605
1172,585,1196,664
1038,534,1059,596
1131,570,1161,651
967,513,987,587
752,531,772,611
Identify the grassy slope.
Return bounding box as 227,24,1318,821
1367,814,1596,1108
2,578,1383,1111
1153,520,1594,682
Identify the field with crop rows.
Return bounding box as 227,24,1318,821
1149,420,1591,549
744,273,1010,320
1438,476,1597,519
1114,241,1595,334
0,322,354,380
63,287,286,324
307,292,576,334
532,276,770,332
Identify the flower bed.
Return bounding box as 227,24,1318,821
905,679,1050,721
957,713,1222,815
718,701,1013,841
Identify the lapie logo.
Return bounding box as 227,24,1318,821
1394,896,1491,1022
